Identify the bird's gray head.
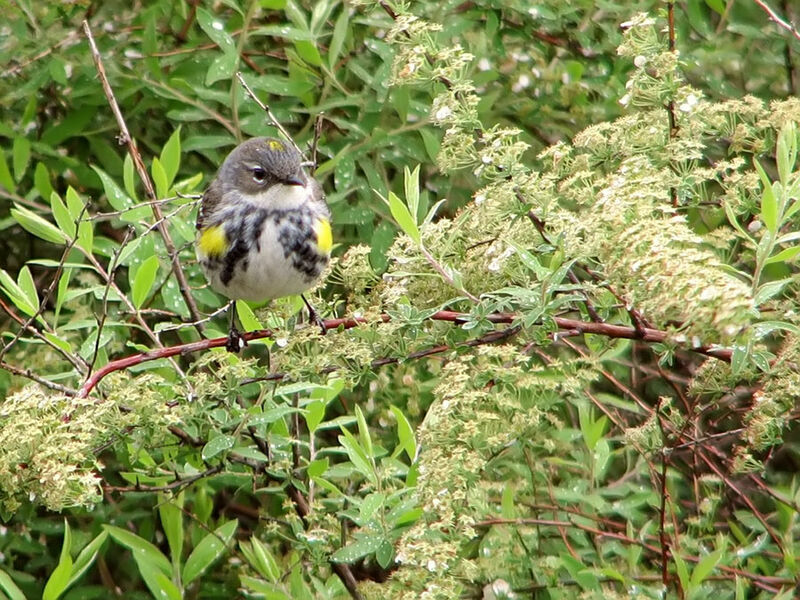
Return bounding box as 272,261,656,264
217,137,305,196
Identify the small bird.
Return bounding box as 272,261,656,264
196,137,332,351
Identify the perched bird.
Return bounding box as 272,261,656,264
196,137,332,351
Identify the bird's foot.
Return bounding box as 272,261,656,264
226,327,247,353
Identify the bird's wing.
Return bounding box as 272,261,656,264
197,177,223,230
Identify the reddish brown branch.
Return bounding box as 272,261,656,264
76,310,733,399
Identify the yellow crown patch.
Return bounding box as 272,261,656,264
267,140,284,152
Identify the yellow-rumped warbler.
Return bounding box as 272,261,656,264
196,137,331,351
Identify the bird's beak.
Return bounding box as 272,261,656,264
286,175,305,187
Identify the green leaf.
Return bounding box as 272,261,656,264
0,268,37,316
34,162,53,200
304,400,326,432
160,127,181,188
753,158,778,233
151,157,169,199
202,434,236,460
12,137,31,182
403,165,420,224
50,192,75,239
330,535,383,563
328,6,349,70
131,255,159,309
0,569,26,600
236,300,263,333
307,458,328,478
16,266,39,315
690,543,725,588
123,153,138,202
355,405,374,459
0,149,15,191
387,191,420,244
134,555,181,600
66,530,108,588
11,205,68,245
338,428,375,484
182,520,238,584
42,520,73,600
376,540,394,569
776,122,797,184
196,8,236,54
390,405,416,461
159,494,184,568
764,245,800,265
723,200,754,243
103,525,172,576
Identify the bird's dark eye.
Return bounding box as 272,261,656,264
252,167,267,183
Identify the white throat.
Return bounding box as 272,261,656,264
248,183,309,210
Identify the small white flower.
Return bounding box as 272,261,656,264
426,559,437,572
435,106,453,121
634,55,647,68
276,337,288,348
619,93,631,107
478,58,491,71
475,193,486,205
511,74,531,93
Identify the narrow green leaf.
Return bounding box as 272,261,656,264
50,192,75,239
376,540,394,569
202,434,235,461
42,520,73,600
403,165,420,224
123,153,138,202
328,6,349,70
387,191,420,243
151,157,169,199
12,137,31,182
67,530,108,588
690,544,725,588
330,535,383,563
182,520,238,584
0,569,26,600
131,255,159,309
0,268,37,316
338,429,375,483
11,205,68,245
723,200,754,243
753,158,778,233
196,8,236,53
236,300,263,333
355,405,374,459
304,400,326,432
776,122,797,184
249,536,281,582
34,162,53,200
134,555,181,600
390,405,416,461
764,245,800,265
103,525,171,576
159,494,184,568
17,266,39,314
0,149,14,191
160,127,181,188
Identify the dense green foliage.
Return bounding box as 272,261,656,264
2,1,800,599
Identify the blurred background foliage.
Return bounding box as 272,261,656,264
1,0,800,598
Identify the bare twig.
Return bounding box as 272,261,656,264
235,71,305,156
754,0,800,42
0,360,79,395
82,20,205,331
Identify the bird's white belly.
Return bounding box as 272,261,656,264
207,219,317,302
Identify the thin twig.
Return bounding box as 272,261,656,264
235,71,305,156
754,0,800,42
82,20,205,332
0,360,79,395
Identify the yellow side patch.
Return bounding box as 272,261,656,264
267,139,285,152
315,217,332,254
198,225,227,257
